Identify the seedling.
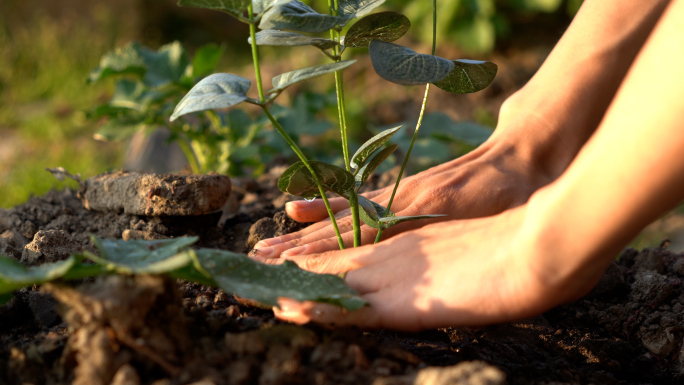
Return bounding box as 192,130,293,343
0,236,365,309
0,0,497,313
170,0,497,248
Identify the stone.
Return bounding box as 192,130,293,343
21,230,82,265
629,271,674,305
0,229,28,260
78,171,231,216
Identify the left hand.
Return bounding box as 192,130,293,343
257,204,603,331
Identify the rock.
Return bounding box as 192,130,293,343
78,171,231,216
629,271,674,305
246,211,309,250
618,247,639,268
633,248,665,274
110,364,141,385
0,229,28,260
21,230,82,265
20,220,38,240
672,258,684,276
372,361,506,385
639,326,678,357
246,218,277,250
121,229,167,241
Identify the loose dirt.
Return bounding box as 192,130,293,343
1,171,683,385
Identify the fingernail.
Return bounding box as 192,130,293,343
255,238,283,249
252,246,274,258
283,245,307,257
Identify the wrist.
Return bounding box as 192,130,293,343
490,90,593,181
521,181,622,303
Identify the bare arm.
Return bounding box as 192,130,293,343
273,0,684,330
254,0,671,258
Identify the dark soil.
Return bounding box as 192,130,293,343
1,170,684,385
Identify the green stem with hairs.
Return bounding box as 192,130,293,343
328,0,361,247
261,108,345,250
375,0,438,244
248,5,345,249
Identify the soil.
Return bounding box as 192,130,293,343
1,170,684,385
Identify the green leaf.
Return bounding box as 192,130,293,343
350,125,401,169
355,144,397,188
88,41,190,88
278,161,355,199
369,40,454,86
433,60,497,94
396,136,451,169
253,0,295,14
177,0,251,17
344,11,410,49
192,43,225,78
250,30,337,49
259,1,352,33
358,196,445,229
108,79,148,110
339,0,386,18
510,0,563,12
357,196,394,229
93,119,143,142
0,256,77,297
270,60,356,93
193,248,367,310
276,93,334,136
142,41,190,88
85,236,199,275
412,112,492,146
88,42,147,83
170,73,251,121
379,214,446,227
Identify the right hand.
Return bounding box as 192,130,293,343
252,128,557,259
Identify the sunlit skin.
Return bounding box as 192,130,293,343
252,0,684,330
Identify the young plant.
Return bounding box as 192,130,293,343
88,41,298,176
169,0,497,248
0,236,365,309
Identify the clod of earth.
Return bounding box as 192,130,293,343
78,171,231,216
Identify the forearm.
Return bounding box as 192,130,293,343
495,0,670,178
525,0,684,298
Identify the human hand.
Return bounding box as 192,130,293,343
253,132,553,258
264,204,606,330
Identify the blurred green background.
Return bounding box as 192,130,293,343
0,0,581,208
4,0,683,250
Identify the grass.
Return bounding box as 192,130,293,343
0,8,127,208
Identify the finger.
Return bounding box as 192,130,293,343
253,215,356,258
280,224,378,258
275,289,419,330
285,197,350,223
275,296,383,329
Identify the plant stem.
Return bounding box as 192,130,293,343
176,137,201,174
245,6,344,248
248,5,266,103
375,0,438,244
328,0,361,247
261,108,345,250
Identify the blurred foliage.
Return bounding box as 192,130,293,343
88,40,342,177
377,112,493,174
0,0,582,208
0,5,127,208
383,0,583,54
